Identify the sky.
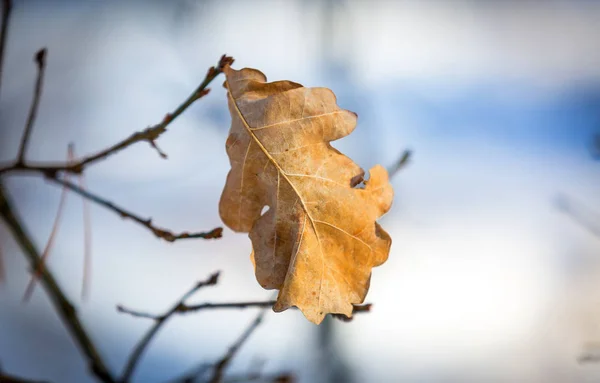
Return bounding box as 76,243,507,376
1,1,599,382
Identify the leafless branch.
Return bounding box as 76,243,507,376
388,149,412,179
0,183,115,383
0,52,228,245
17,48,47,164
0,27,230,379
0,55,234,176
45,175,222,242
181,301,372,321
118,300,372,322
208,309,267,383
556,194,600,238
119,272,221,382
167,363,212,383
0,372,50,383
330,303,372,321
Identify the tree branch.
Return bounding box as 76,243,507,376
119,272,221,382
117,300,372,322
208,308,267,383
388,149,412,179
0,55,234,176
0,372,50,383
17,48,47,164
556,194,600,238
0,183,115,383
44,175,222,242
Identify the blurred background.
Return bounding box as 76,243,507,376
1,0,599,382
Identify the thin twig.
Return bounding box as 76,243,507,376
17,48,47,164
166,363,212,383
119,272,221,382
0,55,235,176
0,183,115,383
0,0,12,97
182,301,372,321
117,300,372,322
388,149,412,179
208,308,267,383
556,194,600,238
22,145,73,302
0,372,50,383
330,303,372,321
45,175,222,242
180,301,278,313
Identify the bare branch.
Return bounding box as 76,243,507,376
17,48,47,164
0,55,235,176
182,301,372,321
179,301,277,313
556,194,600,238
0,0,12,97
388,149,412,179
118,300,372,322
166,363,212,383
0,372,50,383
330,303,372,322
116,305,159,320
45,175,222,242
0,183,115,383
120,272,220,382
208,309,267,383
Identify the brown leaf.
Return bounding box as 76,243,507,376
219,66,393,324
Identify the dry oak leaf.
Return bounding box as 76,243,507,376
219,65,393,324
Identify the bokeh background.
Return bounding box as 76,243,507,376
1,0,600,382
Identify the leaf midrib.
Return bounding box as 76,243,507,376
225,80,325,309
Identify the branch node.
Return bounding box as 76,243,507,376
148,139,168,159
206,66,216,78
194,88,210,100
218,54,235,70
204,271,220,286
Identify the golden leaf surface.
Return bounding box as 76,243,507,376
219,65,393,324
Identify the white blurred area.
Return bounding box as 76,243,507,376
0,1,599,382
